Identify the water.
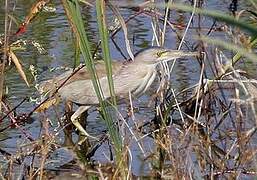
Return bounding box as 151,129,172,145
1,0,256,178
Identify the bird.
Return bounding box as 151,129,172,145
39,46,197,138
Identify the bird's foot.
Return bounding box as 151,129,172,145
78,127,98,140
72,119,98,140
71,106,98,141
77,132,98,145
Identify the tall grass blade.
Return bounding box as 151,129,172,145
96,0,116,104
62,0,122,157
95,0,123,155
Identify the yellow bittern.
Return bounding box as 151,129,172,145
39,47,197,138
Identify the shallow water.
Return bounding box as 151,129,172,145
1,0,256,178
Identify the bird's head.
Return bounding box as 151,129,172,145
134,46,197,64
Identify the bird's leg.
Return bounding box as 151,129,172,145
71,106,98,140
63,100,74,146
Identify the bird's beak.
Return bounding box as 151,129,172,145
158,50,198,62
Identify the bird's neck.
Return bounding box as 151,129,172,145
122,59,156,67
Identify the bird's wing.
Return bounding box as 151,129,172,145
62,61,123,85
39,61,124,94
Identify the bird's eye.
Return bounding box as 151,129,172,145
156,51,163,57
157,50,168,57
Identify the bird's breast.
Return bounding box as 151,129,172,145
113,64,156,98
